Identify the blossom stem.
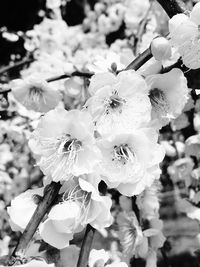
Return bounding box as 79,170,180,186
9,182,61,263
156,0,186,18
76,225,96,267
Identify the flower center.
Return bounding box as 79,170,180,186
63,138,82,153
113,144,135,165
28,86,44,103
149,88,170,116
106,91,126,114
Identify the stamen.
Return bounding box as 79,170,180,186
113,144,135,165
149,88,170,117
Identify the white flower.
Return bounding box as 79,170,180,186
10,76,61,113
97,129,165,196
146,68,189,128
86,70,151,135
169,2,200,69
7,188,44,232
39,175,113,249
29,108,102,182
89,249,109,267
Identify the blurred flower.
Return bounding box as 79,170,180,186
10,75,61,113
136,183,160,220
171,112,190,131
7,187,44,232
98,129,164,196
86,70,151,135
193,112,200,132
29,108,101,182
185,134,200,158
167,157,194,186
146,69,189,128
0,144,13,166
160,140,176,157
169,2,200,69
124,0,150,30
46,0,61,9
117,211,143,257
0,236,10,257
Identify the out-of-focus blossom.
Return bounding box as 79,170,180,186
160,140,176,157
171,112,190,131
7,187,44,232
0,236,10,257
39,176,113,249
0,171,12,196
137,183,160,220
177,198,200,222
98,129,165,196
193,112,200,132
169,2,200,69
185,134,200,158
86,70,151,135
146,69,189,128
167,157,194,186
29,108,101,182
117,211,143,257
151,37,172,61
46,0,61,9
0,144,13,166
124,0,150,30
10,76,61,113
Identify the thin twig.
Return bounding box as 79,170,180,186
47,71,94,83
8,182,61,264
0,57,33,76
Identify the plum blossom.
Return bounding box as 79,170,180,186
39,175,113,249
7,187,44,232
10,76,61,113
86,70,151,135
146,68,189,128
169,2,200,69
29,108,102,182
97,128,165,196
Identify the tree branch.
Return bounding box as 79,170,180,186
8,182,61,264
156,0,186,18
76,225,96,267
125,47,152,71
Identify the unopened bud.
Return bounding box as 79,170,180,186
151,37,172,61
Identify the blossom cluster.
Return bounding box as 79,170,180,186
1,1,200,267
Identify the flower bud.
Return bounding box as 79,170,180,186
151,37,172,61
